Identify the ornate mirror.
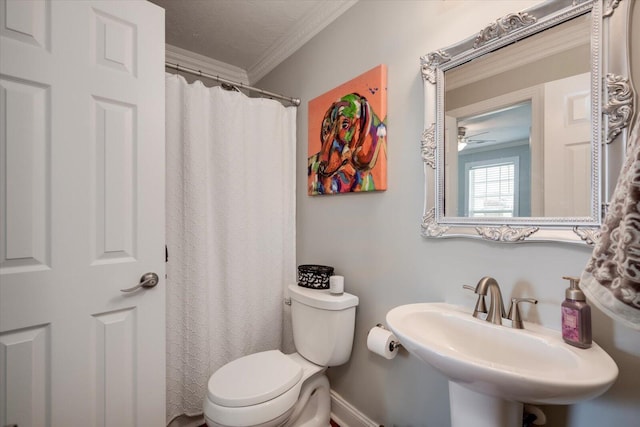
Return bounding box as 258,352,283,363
421,0,635,244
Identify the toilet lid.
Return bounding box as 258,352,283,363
207,350,303,407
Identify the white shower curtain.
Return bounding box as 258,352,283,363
165,74,296,423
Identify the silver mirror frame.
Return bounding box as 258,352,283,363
421,0,636,245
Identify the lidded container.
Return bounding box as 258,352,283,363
288,284,358,366
297,265,334,289
561,276,592,348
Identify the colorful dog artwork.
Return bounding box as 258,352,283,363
308,65,387,195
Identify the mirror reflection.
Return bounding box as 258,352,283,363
447,101,531,217
442,12,592,219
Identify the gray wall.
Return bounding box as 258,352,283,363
258,1,640,426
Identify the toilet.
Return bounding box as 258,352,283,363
203,284,359,427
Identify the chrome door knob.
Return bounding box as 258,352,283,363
120,272,159,293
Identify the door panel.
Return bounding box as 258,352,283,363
543,72,591,217
0,325,49,427
93,97,137,263
93,308,136,427
0,1,165,426
0,76,50,273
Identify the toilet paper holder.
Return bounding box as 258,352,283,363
375,323,402,351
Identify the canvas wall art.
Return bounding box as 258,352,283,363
307,64,387,195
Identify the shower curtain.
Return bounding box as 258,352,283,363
165,74,297,423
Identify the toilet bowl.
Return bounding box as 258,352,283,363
204,285,359,427
203,351,329,427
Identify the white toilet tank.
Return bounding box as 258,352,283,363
288,284,359,366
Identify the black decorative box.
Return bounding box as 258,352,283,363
297,265,334,289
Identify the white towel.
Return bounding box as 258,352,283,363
581,118,640,330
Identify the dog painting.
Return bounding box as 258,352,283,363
308,65,387,195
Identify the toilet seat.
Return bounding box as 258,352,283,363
204,351,312,427
208,350,303,407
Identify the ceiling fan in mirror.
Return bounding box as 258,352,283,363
457,126,495,151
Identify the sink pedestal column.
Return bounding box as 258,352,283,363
449,382,522,427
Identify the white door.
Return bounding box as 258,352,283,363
444,115,459,216
0,1,165,426
543,72,591,217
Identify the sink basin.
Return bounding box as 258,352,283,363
386,303,618,407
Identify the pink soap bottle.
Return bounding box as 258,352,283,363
561,276,592,348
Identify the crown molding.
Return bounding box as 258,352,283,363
165,44,249,84
247,0,358,83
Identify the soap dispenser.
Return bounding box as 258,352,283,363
561,276,592,348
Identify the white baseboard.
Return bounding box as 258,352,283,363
166,413,204,427
330,390,380,427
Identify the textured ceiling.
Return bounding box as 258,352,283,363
150,0,356,81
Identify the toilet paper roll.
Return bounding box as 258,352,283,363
367,326,398,360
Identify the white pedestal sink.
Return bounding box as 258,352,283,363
386,303,618,427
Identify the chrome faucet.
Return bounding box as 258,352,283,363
507,297,538,329
462,285,487,319
474,276,506,325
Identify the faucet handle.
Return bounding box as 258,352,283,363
463,285,487,318
507,297,538,329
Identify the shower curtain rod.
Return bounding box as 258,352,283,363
166,62,301,106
